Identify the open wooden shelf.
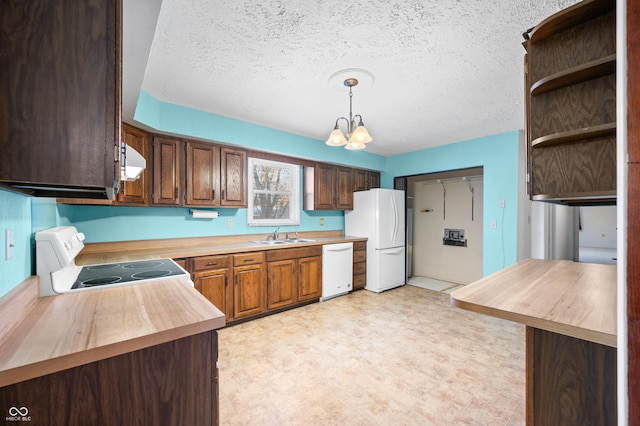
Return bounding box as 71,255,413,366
530,55,616,96
526,0,615,44
531,122,616,148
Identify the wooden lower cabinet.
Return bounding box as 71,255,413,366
353,241,367,290
0,331,218,426
233,253,266,320
191,255,233,321
266,246,322,310
297,255,322,302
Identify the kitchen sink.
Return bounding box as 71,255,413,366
250,238,316,245
250,240,289,245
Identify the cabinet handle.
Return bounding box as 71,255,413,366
212,189,215,199
224,276,227,287
205,262,219,266
243,258,254,263
174,188,178,199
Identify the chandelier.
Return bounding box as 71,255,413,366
326,78,372,150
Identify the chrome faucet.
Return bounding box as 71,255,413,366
272,227,280,241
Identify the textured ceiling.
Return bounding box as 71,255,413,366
128,0,579,156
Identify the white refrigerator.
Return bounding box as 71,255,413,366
345,188,406,293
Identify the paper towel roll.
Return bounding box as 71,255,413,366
190,209,219,219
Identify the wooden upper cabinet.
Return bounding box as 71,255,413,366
523,0,616,205
117,124,150,205
220,147,247,207
0,0,121,199
335,166,354,210
313,163,336,209
368,171,380,189
152,136,183,206
185,141,220,206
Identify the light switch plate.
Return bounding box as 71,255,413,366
5,229,14,260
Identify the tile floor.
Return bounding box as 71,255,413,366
218,285,526,425
407,276,465,294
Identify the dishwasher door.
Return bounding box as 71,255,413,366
321,242,353,301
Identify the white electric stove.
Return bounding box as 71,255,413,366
36,226,192,296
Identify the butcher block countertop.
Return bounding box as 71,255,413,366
450,258,617,347
75,230,367,265
0,277,225,388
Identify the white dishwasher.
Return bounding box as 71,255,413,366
321,242,353,301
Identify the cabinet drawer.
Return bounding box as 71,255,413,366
192,255,230,272
353,261,366,275
266,246,322,262
353,241,367,251
234,252,264,266
353,250,366,263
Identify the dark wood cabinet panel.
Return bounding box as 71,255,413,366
528,327,616,425
117,124,150,205
0,0,121,198
335,167,354,210
152,136,183,205
368,171,381,190
354,169,368,191
185,141,220,206
0,332,218,426
523,0,616,205
314,163,336,209
220,147,247,207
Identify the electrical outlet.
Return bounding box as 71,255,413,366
490,220,497,229
499,199,505,209
5,229,14,260
227,219,233,228
320,218,325,226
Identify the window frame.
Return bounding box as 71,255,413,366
247,157,300,227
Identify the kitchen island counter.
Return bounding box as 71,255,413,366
0,276,225,388
451,258,617,425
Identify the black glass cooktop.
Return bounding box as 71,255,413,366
72,258,188,289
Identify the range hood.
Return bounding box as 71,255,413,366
121,144,146,182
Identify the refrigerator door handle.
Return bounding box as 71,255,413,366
391,194,398,243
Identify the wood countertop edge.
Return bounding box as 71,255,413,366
450,296,616,347
0,278,225,388
449,258,617,348
0,317,224,388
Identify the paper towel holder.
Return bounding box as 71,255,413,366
189,209,219,219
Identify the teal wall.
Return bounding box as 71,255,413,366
0,189,33,297
384,131,521,276
7,93,523,297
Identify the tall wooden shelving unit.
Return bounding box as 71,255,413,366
523,0,616,205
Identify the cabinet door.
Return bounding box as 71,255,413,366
267,259,297,309
335,167,354,210
0,0,120,198
118,124,150,205
185,141,220,206
298,256,322,302
314,163,336,209
194,269,232,322
353,169,368,192
233,264,266,319
220,147,247,207
368,171,381,189
152,136,183,205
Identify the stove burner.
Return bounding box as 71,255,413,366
86,264,121,271
131,270,172,279
122,261,163,269
81,276,123,286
